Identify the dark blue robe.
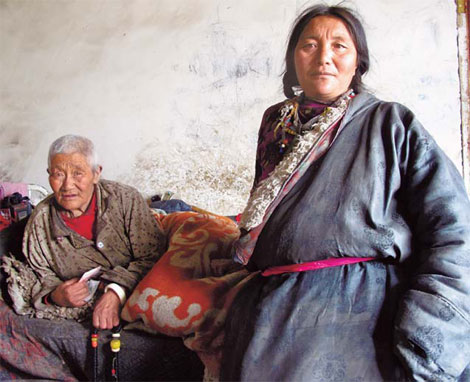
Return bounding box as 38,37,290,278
222,92,470,381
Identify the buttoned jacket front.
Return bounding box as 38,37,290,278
23,180,166,307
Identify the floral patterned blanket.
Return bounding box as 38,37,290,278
122,211,256,379
0,210,251,380
0,297,204,380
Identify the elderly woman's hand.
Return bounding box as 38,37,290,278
92,290,121,330
50,278,89,307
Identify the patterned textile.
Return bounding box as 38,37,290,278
121,211,254,378
0,299,76,381
2,254,93,320
254,97,332,184
221,92,470,381
234,92,352,265
0,299,204,381
0,208,204,381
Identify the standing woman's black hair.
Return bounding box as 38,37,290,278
282,5,370,98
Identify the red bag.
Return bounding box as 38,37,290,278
0,209,12,232
0,192,32,231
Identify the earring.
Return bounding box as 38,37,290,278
291,85,303,97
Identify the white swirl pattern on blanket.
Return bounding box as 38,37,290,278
126,288,202,329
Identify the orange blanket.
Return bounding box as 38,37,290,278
121,211,256,379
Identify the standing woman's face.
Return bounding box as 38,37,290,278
294,16,358,103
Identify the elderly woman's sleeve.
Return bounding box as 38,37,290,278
393,122,470,381
99,187,166,292
23,215,64,308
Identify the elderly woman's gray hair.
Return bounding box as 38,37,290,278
48,134,100,171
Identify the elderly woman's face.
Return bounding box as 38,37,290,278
294,16,357,103
48,152,101,217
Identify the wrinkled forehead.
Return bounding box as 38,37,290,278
49,152,93,171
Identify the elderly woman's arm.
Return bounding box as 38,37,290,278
97,183,166,295
394,124,470,381
23,213,67,307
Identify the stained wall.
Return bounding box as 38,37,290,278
0,0,462,214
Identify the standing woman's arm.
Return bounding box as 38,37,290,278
394,120,470,381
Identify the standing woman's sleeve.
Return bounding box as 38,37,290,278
394,121,470,381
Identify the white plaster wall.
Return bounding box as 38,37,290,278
0,0,462,214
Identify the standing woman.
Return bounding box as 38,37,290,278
222,5,470,381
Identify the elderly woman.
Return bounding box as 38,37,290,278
221,5,470,382
23,134,166,329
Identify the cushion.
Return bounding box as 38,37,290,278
120,211,255,374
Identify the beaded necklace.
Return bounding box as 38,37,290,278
274,96,337,154
239,90,354,231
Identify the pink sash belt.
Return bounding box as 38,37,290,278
261,257,376,276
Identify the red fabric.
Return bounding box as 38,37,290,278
61,192,97,240
261,257,375,276
0,209,12,232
